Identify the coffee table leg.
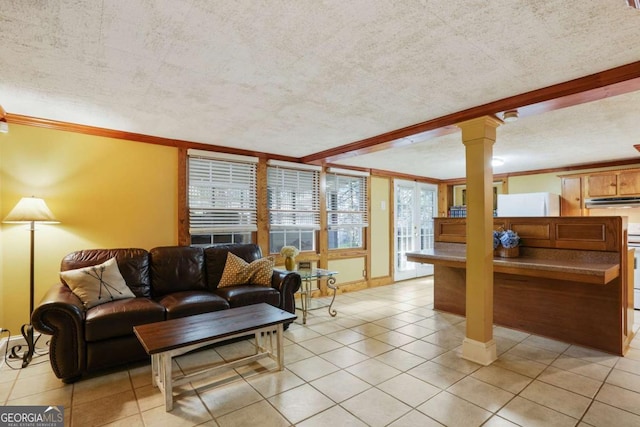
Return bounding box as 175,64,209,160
254,331,260,354
161,354,173,411
277,324,284,370
151,354,159,386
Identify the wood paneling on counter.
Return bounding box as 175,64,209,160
435,266,623,354
435,216,622,252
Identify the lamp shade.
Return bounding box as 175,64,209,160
3,197,59,223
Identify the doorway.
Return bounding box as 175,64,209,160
394,180,437,281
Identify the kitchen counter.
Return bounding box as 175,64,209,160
407,247,620,285
408,216,634,355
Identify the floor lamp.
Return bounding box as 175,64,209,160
3,196,59,368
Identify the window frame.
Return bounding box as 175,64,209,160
186,149,258,246
267,161,321,254
325,168,369,250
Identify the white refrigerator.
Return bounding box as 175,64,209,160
497,192,560,217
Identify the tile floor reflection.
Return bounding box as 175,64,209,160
2,277,640,426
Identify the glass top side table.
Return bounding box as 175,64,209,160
282,268,338,324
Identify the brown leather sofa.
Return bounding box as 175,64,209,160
31,243,301,383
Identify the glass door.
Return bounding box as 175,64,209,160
394,180,437,281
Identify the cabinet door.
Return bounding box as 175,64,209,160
561,177,582,216
618,171,640,195
587,174,617,197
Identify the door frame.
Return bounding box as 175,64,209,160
393,179,437,281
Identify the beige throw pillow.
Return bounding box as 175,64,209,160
218,253,274,288
60,257,135,309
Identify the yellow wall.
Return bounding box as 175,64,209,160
507,172,562,195
0,132,5,328
370,176,390,278
328,258,365,283
0,125,178,334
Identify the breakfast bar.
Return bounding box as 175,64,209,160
407,216,635,355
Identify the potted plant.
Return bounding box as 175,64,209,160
493,229,520,257
280,245,300,271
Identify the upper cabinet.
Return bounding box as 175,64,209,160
561,168,640,216
618,170,640,195
587,173,618,197
560,176,583,216
586,169,640,198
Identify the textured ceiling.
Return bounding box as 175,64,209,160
1,1,639,179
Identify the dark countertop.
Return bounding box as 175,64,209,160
406,247,620,285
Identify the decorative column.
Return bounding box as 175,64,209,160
456,116,502,365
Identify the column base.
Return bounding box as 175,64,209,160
461,337,497,366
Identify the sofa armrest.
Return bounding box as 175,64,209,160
31,283,86,383
271,270,301,315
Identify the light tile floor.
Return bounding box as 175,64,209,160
3,277,640,426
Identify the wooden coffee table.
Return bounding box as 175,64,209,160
134,303,297,411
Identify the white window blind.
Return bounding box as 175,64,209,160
188,155,257,233
326,173,368,229
267,165,320,230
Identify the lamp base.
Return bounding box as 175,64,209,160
9,323,36,368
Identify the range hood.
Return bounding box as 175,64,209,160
585,197,640,209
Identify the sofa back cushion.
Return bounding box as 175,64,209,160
61,248,151,298
204,243,263,289
150,246,207,297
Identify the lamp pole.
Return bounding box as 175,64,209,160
10,220,36,367
3,197,59,369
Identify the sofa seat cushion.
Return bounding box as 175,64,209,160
156,291,230,319
214,285,280,308
85,297,165,342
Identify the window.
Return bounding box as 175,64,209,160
326,169,369,249
187,150,257,246
267,161,320,254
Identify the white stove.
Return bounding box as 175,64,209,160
629,223,640,310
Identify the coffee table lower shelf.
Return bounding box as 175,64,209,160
133,303,297,411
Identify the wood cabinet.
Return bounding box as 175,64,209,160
586,169,640,198
587,174,618,197
560,176,582,216
560,168,640,216
618,170,640,195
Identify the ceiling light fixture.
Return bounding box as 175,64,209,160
491,157,505,167
502,110,519,123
